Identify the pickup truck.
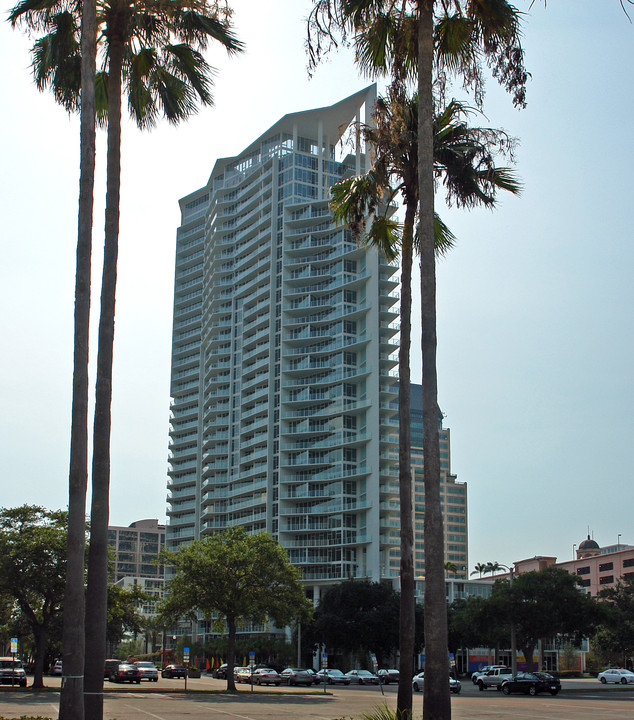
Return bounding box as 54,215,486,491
476,667,513,691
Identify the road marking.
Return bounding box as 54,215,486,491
123,703,169,720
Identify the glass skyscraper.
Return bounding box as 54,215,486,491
167,86,404,602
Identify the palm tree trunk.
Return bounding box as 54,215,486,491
59,1,96,717
418,3,451,719
396,201,416,720
84,33,123,720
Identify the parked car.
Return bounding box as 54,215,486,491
104,658,123,678
598,668,634,685
345,669,379,685
280,668,315,686
214,663,229,679
134,661,159,682
50,661,63,676
107,662,141,684
0,657,27,687
315,668,350,685
305,668,320,684
476,666,513,691
252,667,281,686
161,664,188,679
377,668,400,684
412,671,461,694
501,672,561,696
234,666,252,683
471,665,507,684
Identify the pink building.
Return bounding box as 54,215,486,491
511,536,634,596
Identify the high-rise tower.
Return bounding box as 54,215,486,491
167,86,401,602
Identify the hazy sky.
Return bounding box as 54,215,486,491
1,2,632,572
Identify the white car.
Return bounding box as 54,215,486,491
412,671,461,694
134,661,159,682
471,665,508,684
598,668,634,685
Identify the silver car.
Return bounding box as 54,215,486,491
280,668,315,686
598,668,634,685
345,669,379,685
134,661,159,682
412,671,461,694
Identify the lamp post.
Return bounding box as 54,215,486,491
617,534,621,549
573,543,577,559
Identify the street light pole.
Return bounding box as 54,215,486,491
509,567,517,677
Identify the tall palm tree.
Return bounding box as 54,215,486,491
9,1,242,717
330,86,520,719
87,4,241,717
309,5,528,719
9,1,97,714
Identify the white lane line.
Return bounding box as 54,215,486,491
122,703,169,720
202,708,259,720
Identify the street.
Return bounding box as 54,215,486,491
2,677,633,720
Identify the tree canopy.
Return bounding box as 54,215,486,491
486,567,602,671
161,527,312,691
0,505,68,688
593,577,634,667
307,579,424,667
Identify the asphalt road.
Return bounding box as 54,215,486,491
2,676,633,720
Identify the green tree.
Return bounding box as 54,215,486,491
8,0,98,714
106,584,151,647
306,579,424,666
595,577,634,667
8,2,241,715
490,566,601,672
308,5,528,716
0,506,68,688
161,527,312,692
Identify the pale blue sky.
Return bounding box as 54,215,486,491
1,1,632,570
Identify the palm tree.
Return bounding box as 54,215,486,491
330,85,520,719
9,1,242,717
9,0,97,713
471,562,488,579
309,5,528,718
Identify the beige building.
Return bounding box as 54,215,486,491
512,536,634,596
107,518,166,583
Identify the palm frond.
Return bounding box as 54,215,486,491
176,11,243,54
433,213,456,257
165,43,213,106
367,215,401,261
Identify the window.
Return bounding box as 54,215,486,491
343,384,357,398
576,566,590,575
599,575,614,585
599,562,613,572
578,578,591,587
623,558,634,568
344,259,357,273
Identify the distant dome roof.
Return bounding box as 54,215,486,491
579,535,599,550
